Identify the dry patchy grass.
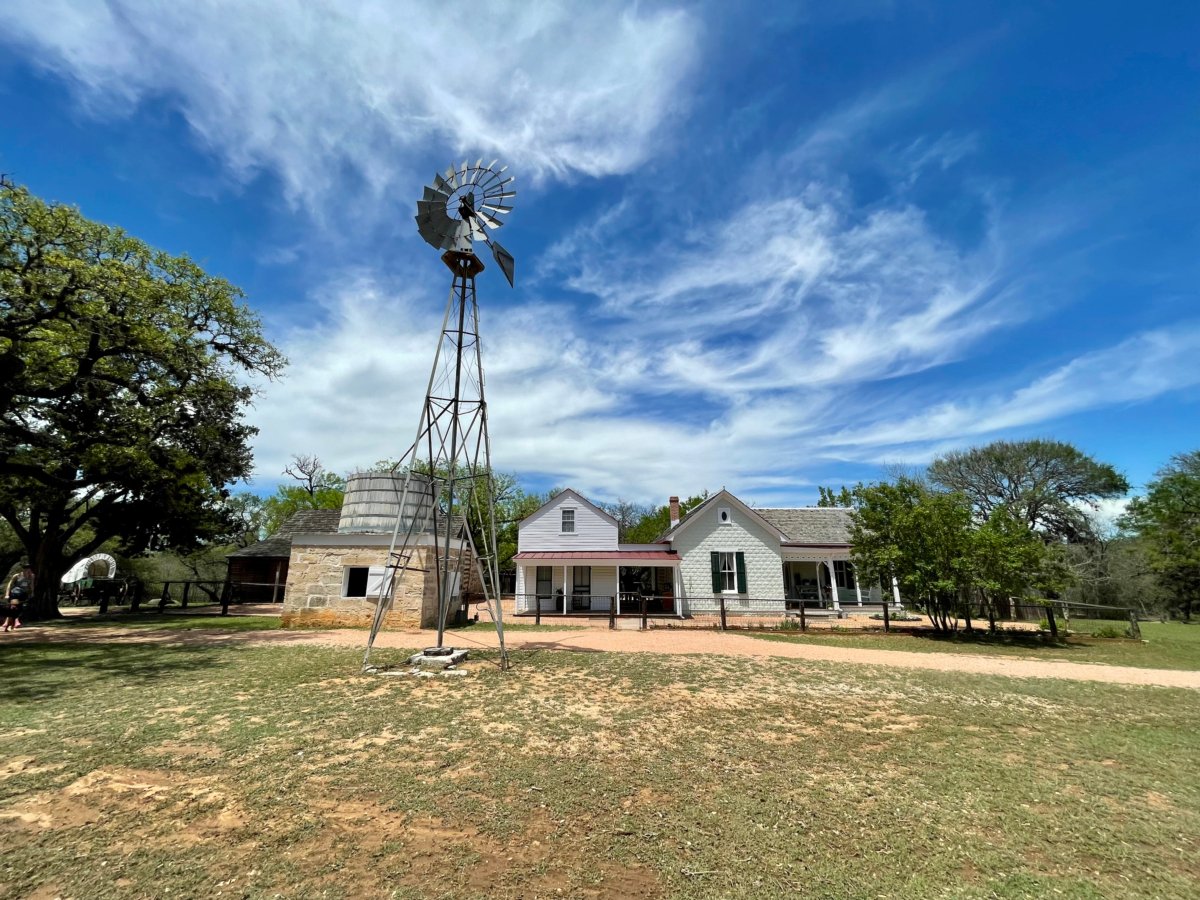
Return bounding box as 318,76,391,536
0,639,1197,898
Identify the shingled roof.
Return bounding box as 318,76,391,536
227,508,342,559
755,507,855,545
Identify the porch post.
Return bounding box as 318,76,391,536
853,564,862,606
616,567,621,616
674,567,682,617
563,565,568,614
827,558,841,612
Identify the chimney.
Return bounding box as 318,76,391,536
669,496,680,529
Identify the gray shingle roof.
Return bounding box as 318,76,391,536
755,507,854,544
227,507,342,559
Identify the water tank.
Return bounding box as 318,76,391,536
338,472,438,534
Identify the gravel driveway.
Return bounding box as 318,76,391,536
8,622,1198,689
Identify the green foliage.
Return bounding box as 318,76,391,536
1087,624,1129,639
624,492,709,544
1062,534,1167,613
1121,450,1200,620
0,182,285,616
929,439,1128,541
261,455,346,535
816,484,856,507
850,479,1064,633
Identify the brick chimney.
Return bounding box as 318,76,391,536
669,496,680,529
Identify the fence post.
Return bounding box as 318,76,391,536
220,579,232,617
609,596,616,630
719,595,727,632
535,595,541,626
1044,603,1059,640
882,598,890,633
800,603,806,632
641,596,648,631
181,582,190,610
1127,610,1142,640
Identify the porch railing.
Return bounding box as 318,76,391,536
514,593,614,615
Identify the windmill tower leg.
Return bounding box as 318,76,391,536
363,250,508,671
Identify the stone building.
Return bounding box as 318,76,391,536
277,473,479,629
226,508,341,602
282,529,476,629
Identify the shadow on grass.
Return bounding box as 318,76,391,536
44,612,279,632
905,629,1086,653
0,641,238,706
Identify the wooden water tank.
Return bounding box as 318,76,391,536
337,472,437,534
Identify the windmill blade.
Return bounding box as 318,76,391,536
490,240,515,288
433,173,453,195
416,201,451,225
474,209,502,230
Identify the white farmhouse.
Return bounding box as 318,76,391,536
512,489,681,616
512,488,899,620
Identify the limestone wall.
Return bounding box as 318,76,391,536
282,540,475,629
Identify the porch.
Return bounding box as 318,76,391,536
781,553,898,612
512,550,682,618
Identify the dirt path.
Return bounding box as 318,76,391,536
8,622,1198,689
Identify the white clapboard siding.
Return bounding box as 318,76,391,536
518,489,618,552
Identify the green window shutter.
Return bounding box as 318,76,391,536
710,552,721,593
735,552,747,594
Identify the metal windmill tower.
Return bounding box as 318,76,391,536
362,160,517,671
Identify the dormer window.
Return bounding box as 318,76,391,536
561,508,575,533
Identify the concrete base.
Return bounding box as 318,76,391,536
407,648,469,670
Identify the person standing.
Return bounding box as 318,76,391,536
4,564,34,631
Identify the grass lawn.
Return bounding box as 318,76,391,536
1,639,1197,899
45,613,283,632
746,621,1200,671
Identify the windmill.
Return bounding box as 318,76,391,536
362,160,516,672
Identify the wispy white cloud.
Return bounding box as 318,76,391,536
827,326,1200,452
0,1,701,210
544,183,1006,397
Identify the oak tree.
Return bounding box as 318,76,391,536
928,439,1127,541
0,183,284,617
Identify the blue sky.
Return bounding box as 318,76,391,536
1,1,1197,514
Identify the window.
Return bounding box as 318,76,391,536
718,552,736,592
535,566,553,598
344,566,386,598
710,551,746,594
834,560,854,589
717,507,732,525
561,508,575,533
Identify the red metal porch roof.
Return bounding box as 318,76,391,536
513,551,678,561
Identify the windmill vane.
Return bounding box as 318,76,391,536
415,160,516,287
